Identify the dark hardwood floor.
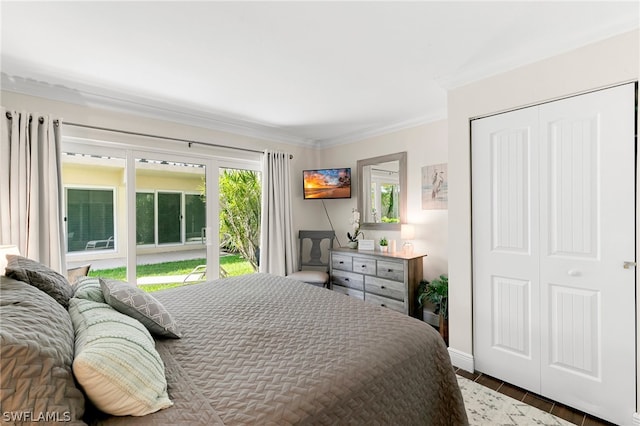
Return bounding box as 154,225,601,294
455,368,618,426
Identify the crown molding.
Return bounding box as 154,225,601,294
1,72,449,149
1,73,316,147
317,110,447,148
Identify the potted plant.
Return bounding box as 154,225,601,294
417,274,448,344
379,237,388,252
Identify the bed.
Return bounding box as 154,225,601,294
1,263,467,426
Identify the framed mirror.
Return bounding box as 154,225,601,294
357,151,407,231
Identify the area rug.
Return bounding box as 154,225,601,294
457,376,573,425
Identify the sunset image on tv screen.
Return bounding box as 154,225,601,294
303,168,351,199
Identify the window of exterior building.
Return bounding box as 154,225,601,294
66,188,115,252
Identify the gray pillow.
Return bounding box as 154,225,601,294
100,278,182,338
5,255,73,308
0,276,86,424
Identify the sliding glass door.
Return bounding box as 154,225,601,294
134,153,215,286
62,141,259,288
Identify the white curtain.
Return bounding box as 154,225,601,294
0,108,66,273
259,150,296,276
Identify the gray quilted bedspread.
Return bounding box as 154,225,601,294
91,273,467,425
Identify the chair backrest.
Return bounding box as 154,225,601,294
67,264,91,284
298,230,335,271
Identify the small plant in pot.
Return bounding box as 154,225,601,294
417,274,448,345
379,237,388,252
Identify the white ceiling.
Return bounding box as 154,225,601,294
1,1,638,146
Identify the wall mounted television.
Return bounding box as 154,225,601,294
303,168,351,199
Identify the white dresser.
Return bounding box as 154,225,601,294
329,247,426,318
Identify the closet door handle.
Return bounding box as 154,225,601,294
567,269,581,277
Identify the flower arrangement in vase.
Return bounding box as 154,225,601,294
347,208,363,248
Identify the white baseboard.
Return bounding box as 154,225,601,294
632,412,640,425
448,347,474,373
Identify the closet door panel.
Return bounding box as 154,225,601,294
472,106,541,392
538,84,636,425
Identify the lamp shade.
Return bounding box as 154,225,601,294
0,245,20,276
400,224,415,240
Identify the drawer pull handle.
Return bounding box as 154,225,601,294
339,261,344,264
380,285,386,289
387,269,393,272
344,278,350,282
361,264,366,268
380,304,386,307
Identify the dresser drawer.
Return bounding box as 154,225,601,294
332,284,364,300
331,270,364,290
332,254,353,271
377,260,404,282
365,276,405,301
352,257,376,275
365,293,405,314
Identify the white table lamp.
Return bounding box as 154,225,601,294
400,224,415,255
0,245,20,276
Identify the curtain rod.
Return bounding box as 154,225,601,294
54,120,293,159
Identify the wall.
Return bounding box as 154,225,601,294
320,119,449,281
447,28,639,386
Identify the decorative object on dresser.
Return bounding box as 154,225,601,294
286,230,335,288
400,223,415,255
378,237,389,252
346,208,363,248
357,239,375,251
329,247,427,318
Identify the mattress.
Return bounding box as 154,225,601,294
90,273,467,425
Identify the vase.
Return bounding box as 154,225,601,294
347,241,358,249
380,245,388,253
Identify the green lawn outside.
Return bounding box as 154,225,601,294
88,254,255,292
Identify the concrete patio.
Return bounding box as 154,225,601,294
67,248,207,270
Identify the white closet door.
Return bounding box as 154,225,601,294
538,84,635,424
472,106,541,392
472,83,636,425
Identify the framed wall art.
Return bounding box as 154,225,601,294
421,163,448,210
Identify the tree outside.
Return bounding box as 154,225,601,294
217,169,261,271
380,183,399,223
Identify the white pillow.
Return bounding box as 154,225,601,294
69,297,173,416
